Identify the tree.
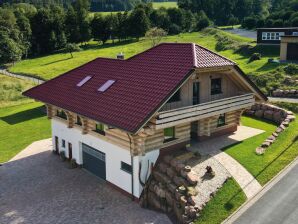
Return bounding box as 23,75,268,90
91,14,110,44
145,27,167,47
129,8,150,40
150,8,171,31
228,15,239,28
242,16,257,29
65,43,81,58
195,11,210,31
0,34,22,64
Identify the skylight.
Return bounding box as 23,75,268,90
98,80,116,92
77,75,92,87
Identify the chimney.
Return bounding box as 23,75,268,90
117,52,124,60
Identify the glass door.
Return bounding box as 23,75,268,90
193,82,200,105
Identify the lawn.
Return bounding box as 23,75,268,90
0,74,35,108
9,29,281,80
152,1,178,9
196,178,246,224
0,102,51,163
224,115,298,185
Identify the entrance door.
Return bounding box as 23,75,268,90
68,143,72,160
82,143,106,180
55,136,59,154
287,43,298,60
191,121,198,139
193,82,200,105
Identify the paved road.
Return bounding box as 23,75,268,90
0,69,44,84
222,28,256,39
268,97,298,104
234,161,298,224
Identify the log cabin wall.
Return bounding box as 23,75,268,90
161,70,245,111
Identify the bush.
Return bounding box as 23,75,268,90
70,158,78,169
169,23,181,35
284,64,298,75
249,53,262,62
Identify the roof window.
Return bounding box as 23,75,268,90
98,80,116,92
77,75,92,87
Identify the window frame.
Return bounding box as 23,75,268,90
217,114,226,127
164,127,176,143
121,161,132,174
211,78,222,95
94,123,105,135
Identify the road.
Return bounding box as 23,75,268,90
233,161,298,224
268,97,298,104
223,28,256,39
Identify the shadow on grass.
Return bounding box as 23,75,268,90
224,135,298,208
43,57,72,66
256,62,281,73
80,39,139,51
0,106,46,125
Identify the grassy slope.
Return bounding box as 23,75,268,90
0,102,51,163
9,30,280,80
0,74,34,108
224,116,298,185
196,178,246,224
152,1,178,9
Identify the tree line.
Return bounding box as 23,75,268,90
0,1,210,64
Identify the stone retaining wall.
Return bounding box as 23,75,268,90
245,103,296,155
272,89,298,98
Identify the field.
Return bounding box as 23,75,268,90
9,29,280,80
152,1,178,9
0,74,35,108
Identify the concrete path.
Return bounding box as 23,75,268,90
0,138,171,224
232,158,298,224
190,126,264,199
0,69,44,84
268,97,298,104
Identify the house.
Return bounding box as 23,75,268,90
257,27,298,45
280,35,298,61
23,43,267,201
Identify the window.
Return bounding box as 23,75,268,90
262,32,285,40
98,80,116,92
62,139,66,148
211,78,222,95
164,127,175,142
121,161,132,174
76,116,82,126
168,89,181,103
56,110,67,120
217,114,226,127
76,75,92,87
94,123,105,135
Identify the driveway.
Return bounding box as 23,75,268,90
0,139,171,224
233,160,298,224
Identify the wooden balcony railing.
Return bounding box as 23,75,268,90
155,93,255,129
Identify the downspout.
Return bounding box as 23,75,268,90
127,133,134,201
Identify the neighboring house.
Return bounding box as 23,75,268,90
23,43,267,201
280,35,298,61
257,27,298,45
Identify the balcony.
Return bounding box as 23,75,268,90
155,93,255,129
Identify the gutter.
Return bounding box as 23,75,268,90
127,133,134,201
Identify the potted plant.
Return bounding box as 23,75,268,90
70,158,78,169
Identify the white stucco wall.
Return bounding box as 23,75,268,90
51,118,160,198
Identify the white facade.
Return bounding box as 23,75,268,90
51,118,159,198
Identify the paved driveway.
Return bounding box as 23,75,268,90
0,139,171,224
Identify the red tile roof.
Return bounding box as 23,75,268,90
24,43,236,133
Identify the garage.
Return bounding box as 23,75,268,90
82,143,106,180
287,43,298,60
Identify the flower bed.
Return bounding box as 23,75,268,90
245,103,296,155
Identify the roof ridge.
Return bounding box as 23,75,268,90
192,43,198,68
195,44,236,65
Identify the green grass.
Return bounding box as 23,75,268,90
196,178,246,224
0,74,35,108
9,30,280,80
224,115,298,185
0,102,51,163
152,1,178,9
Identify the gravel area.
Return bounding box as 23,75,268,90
0,139,171,224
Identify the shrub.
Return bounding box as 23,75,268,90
169,23,181,35
284,64,298,75
242,16,257,29
249,53,262,62
70,158,77,169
